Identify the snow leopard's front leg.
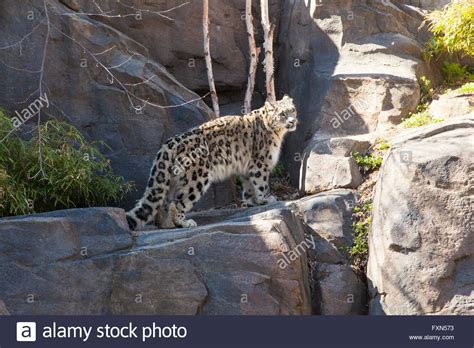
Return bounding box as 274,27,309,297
241,175,257,206
248,166,276,205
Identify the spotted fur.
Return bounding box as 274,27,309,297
126,95,298,230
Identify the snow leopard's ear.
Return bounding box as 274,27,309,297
264,99,276,113
264,99,275,107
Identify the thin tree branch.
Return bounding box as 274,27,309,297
32,0,51,179
260,0,276,103
203,0,220,117
51,23,209,111
244,0,259,114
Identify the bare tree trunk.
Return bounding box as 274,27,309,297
260,0,275,103
203,0,220,117
244,0,259,114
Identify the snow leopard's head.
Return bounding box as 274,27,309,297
264,95,298,132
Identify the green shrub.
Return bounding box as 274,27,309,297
0,109,131,217
425,0,474,58
442,61,470,85
340,201,372,270
352,151,383,173
401,110,444,128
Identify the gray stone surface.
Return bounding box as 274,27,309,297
313,264,366,315
0,0,225,208
302,154,363,194
296,190,357,249
277,0,439,186
367,118,474,315
0,190,368,315
62,0,281,92
429,91,474,120
0,300,9,315
189,190,367,315
0,206,312,315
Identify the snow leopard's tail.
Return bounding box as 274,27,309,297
126,146,172,231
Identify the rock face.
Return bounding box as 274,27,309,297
296,190,367,315
368,118,474,315
277,0,440,189
0,0,449,205
0,206,312,315
0,0,235,208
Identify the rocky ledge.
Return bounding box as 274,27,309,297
0,190,365,315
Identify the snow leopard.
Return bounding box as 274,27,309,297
126,95,298,231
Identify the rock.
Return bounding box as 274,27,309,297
0,190,365,315
299,136,372,193
296,190,357,249
0,206,311,315
0,208,133,262
189,189,367,315
277,0,438,184
302,154,362,194
403,0,451,10
65,0,282,93
312,264,366,315
0,300,9,315
429,91,474,120
367,118,474,315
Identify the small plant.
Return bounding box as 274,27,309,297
451,82,474,94
425,0,474,58
0,109,132,217
272,162,285,177
442,61,470,85
352,151,383,173
374,139,391,151
341,200,372,270
416,76,434,112
401,110,444,128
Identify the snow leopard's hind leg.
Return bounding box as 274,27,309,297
126,148,171,231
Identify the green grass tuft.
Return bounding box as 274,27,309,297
401,110,444,128
352,151,383,172
451,82,474,94
340,200,372,270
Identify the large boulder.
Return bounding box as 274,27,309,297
192,189,368,315
367,118,474,315
312,264,366,315
0,206,312,315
